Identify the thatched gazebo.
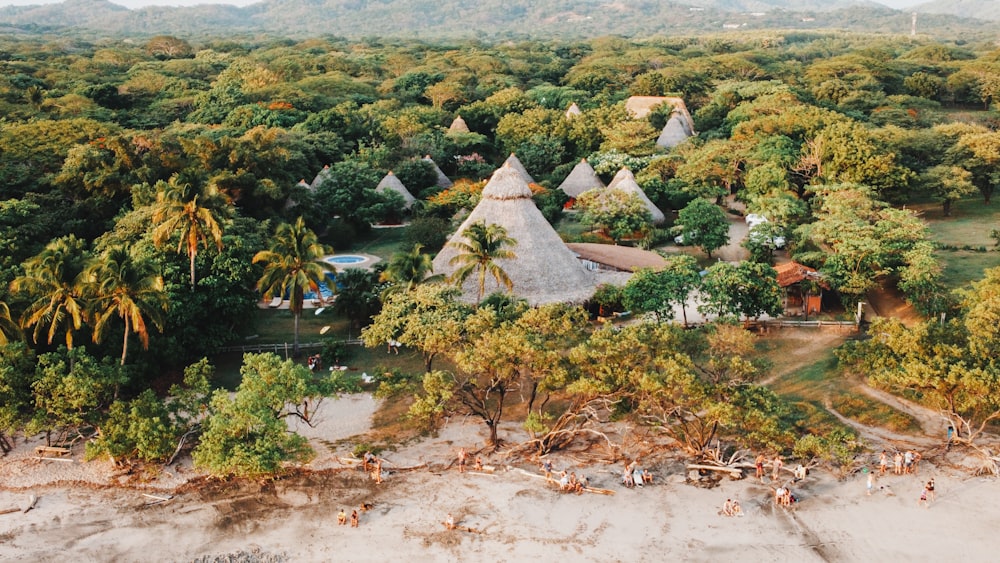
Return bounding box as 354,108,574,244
431,165,597,305
448,115,470,133
565,102,582,119
422,155,453,189
607,168,666,225
502,153,535,185
376,171,417,209
558,158,605,200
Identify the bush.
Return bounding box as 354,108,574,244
324,218,358,249
405,216,450,252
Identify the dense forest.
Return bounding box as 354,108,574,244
1,29,999,475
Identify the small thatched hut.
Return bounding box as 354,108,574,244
310,165,331,189
607,168,666,225
558,158,605,199
448,115,470,133
565,102,582,119
502,153,535,185
422,155,453,189
376,171,417,209
656,113,695,149
431,165,597,305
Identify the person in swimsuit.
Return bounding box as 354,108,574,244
926,478,935,502
755,454,765,481
350,509,359,527
337,509,347,525
879,451,888,476
772,456,783,481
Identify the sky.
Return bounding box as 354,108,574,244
0,0,929,9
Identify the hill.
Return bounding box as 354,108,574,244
0,0,995,38
912,0,1000,21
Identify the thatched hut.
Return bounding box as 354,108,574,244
422,155,453,189
558,158,605,199
310,165,331,189
565,102,582,119
502,153,535,185
431,165,597,305
376,171,417,209
607,168,666,225
448,115,470,133
566,243,668,273
656,113,695,149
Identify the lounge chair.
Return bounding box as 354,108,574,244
268,297,283,308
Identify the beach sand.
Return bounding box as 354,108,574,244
1,394,996,562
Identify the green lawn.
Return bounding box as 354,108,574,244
349,226,410,261
914,197,1000,289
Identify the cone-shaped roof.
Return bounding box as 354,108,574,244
607,168,666,225
502,153,535,185
310,164,331,189
422,155,453,189
565,102,582,118
448,115,470,133
558,158,605,198
376,171,417,209
656,113,694,149
432,166,597,305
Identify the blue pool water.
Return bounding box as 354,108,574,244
304,272,339,300
325,255,366,265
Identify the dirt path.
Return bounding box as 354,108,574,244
857,385,947,438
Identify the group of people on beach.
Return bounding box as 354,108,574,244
337,508,360,528
456,448,483,473
879,449,922,476
621,460,652,489
721,498,744,517
363,451,383,484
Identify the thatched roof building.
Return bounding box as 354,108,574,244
566,243,668,272
558,158,605,199
422,155,453,189
503,153,535,185
656,113,695,149
565,102,582,118
310,165,331,189
607,168,666,225
376,171,417,209
448,115,470,133
431,165,597,305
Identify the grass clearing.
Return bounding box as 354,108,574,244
350,226,409,260
909,197,1000,290
758,331,919,436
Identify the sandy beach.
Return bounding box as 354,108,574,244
1,393,996,562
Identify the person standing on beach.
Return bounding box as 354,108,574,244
755,454,765,481
926,478,935,502
350,509,359,527
894,452,904,475
918,487,929,508
458,448,467,473
772,455,783,481
879,451,888,476
867,471,874,496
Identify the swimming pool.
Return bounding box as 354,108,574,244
324,254,367,265
304,272,338,301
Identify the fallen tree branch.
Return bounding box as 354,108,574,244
23,495,37,513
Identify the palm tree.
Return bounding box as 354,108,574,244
9,235,90,350
379,243,443,299
253,217,334,355
448,221,517,303
151,173,228,289
0,301,21,345
87,246,168,365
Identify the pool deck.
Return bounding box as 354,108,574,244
257,253,381,310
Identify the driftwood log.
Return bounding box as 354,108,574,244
687,464,744,477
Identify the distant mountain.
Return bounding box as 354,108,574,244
911,0,1000,21
0,0,995,38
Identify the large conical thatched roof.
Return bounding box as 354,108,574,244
448,115,470,133
432,166,597,305
656,113,695,149
607,168,666,225
422,155,453,189
565,102,582,119
558,158,605,199
502,153,535,185
376,171,417,209
310,165,331,189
